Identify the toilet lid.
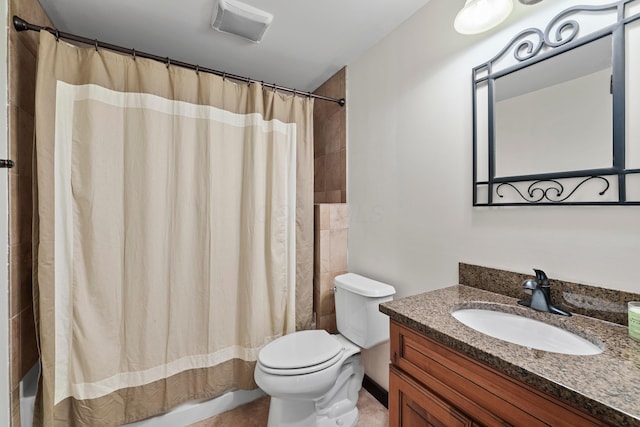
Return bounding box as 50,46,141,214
259,330,343,370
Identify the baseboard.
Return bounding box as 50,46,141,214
362,375,388,409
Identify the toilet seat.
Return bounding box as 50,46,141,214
258,330,344,376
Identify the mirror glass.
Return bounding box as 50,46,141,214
494,36,613,177
627,19,640,169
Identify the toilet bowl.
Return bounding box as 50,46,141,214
254,273,395,427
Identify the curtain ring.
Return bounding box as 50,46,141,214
195,64,199,75
246,77,251,86
94,39,99,51
166,57,171,68
222,72,226,81
55,30,60,42
131,48,136,61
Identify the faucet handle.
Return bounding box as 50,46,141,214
533,269,550,287
521,278,538,290
520,268,571,316
521,278,538,295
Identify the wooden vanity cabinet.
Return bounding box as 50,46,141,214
389,320,610,427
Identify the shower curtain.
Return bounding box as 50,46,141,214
32,31,313,426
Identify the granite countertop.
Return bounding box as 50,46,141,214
380,285,640,427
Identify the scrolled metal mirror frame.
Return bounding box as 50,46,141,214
473,0,640,206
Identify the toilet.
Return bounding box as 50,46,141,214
254,273,396,427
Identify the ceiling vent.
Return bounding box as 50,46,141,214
211,0,273,43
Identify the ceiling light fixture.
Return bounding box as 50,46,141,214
454,0,514,35
211,0,273,43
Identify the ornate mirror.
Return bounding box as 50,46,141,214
473,0,640,205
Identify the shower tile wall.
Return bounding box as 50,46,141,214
7,0,53,425
314,204,348,332
313,67,346,204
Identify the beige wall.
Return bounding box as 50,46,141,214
347,0,640,390
313,67,346,204
7,1,53,425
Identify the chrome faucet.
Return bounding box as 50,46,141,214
518,269,571,316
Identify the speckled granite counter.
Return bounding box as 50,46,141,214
380,285,640,427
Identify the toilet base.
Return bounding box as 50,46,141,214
266,397,359,427
265,354,363,427
317,406,358,427
267,397,316,427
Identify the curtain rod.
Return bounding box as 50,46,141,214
12,15,346,107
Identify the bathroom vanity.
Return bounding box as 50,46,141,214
381,285,640,427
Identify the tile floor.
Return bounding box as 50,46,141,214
188,389,388,427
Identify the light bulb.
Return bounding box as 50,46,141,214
454,0,514,35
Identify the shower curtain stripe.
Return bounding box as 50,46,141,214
33,31,313,426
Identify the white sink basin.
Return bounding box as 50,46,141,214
451,308,603,356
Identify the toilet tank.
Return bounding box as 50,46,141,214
334,273,396,349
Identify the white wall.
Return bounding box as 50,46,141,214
347,0,640,390
0,0,11,422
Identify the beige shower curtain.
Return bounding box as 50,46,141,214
32,31,313,426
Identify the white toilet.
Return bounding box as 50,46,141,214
254,273,395,427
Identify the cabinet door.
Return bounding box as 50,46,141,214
390,366,473,427
390,321,610,427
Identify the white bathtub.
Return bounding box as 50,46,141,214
19,362,265,427
20,362,38,427
123,388,265,427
